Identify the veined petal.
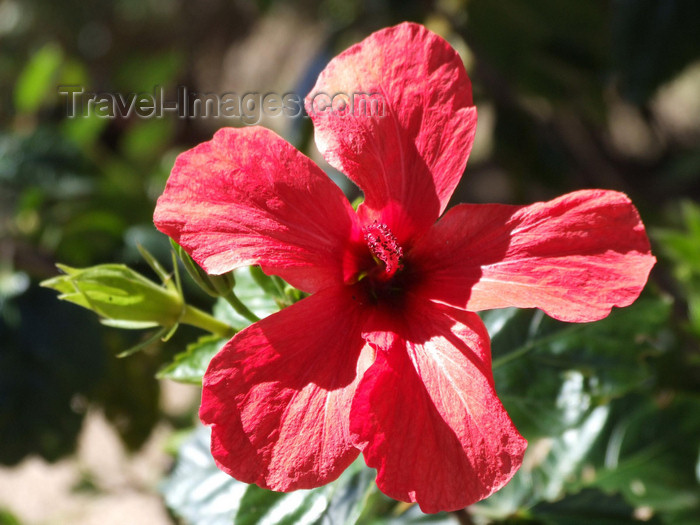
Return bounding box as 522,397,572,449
411,190,656,322
352,299,526,512
154,126,359,293
200,287,372,491
306,22,476,241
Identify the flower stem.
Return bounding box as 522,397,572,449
223,291,260,323
451,509,475,525
180,304,236,338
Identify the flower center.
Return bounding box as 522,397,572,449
363,222,403,280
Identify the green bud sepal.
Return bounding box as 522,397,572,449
41,247,235,356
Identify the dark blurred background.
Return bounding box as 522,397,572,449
1,0,699,523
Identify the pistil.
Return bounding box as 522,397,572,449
363,222,404,280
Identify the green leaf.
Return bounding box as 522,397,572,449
157,335,226,385
161,426,377,525
654,201,700,336
14,42,64,113
0,507,22,525
528,489,662,525
580,394,700,520
472,296,674,518
213,267,280,330
484,297,671,439
473,405,611,518
61,110,109,147
121,118,174,162
234,267,281,318
372,506,459,524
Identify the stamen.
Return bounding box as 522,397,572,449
363,222,404,279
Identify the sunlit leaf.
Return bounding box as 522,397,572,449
655,201,700,336
371,506,459,524
41,263,183,328
213,267,280,330
473,405,611,518
157,335,227,385
581,394,700,521
161,425,377,525
61,111,109,148
472,295,674,519
483,297,670,439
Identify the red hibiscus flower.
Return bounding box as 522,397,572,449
153,23,655,512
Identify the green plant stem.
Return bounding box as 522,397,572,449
249,265,278,296
180,304,236,338
271,276,287,297
248,266,288,303
223,291,260,323
491,323,584,369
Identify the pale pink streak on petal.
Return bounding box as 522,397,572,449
200,287,373,491
352,298,526,513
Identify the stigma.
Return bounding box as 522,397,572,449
363,222,404,279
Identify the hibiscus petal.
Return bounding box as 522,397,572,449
352,299,526,512
154,126,358,293
200,287,372,491
411,189,656,322
306,22,476,241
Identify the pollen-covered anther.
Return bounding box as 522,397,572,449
363,222,404,278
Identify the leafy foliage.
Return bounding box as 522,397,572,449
474,295,700,524
581,394,700,524
161,426,377,525
655,201,700,336
157,335,226,385
484,298,670,439
527,489,662,525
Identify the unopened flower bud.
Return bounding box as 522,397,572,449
41,263,184,329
